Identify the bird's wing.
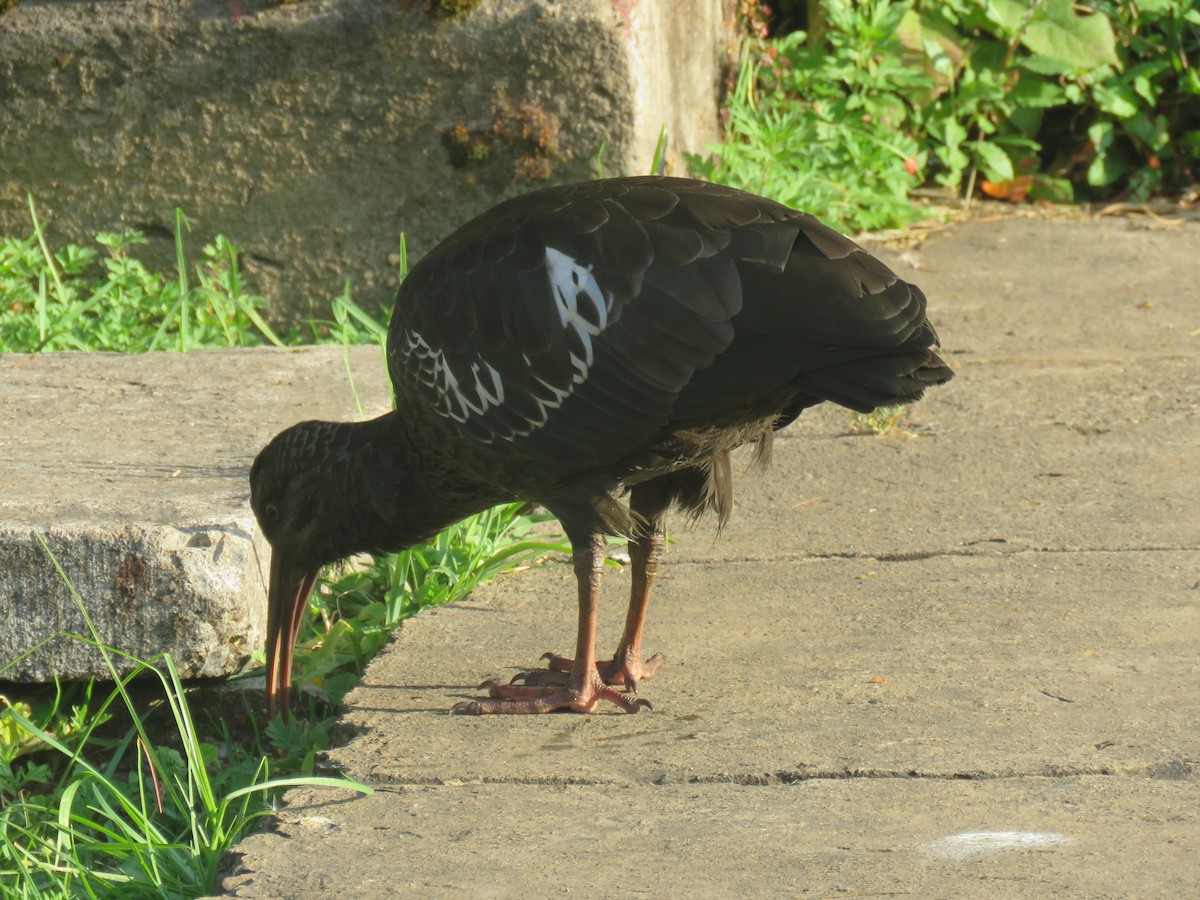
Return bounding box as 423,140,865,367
389,177,928,464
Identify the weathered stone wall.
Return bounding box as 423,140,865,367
0,0,734,326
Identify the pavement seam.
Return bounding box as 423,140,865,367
669,544,1200,565
354,763,1197,791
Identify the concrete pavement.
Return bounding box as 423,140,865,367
217,214,1199,897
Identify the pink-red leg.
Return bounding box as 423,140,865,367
452,533,649,715
604,519,667,690
515,499,667,692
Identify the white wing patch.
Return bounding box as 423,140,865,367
544,246,609,383
398,330,506,423
397,247,614,441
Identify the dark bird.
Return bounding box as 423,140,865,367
250,176,953,719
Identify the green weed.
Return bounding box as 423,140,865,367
689,13,927,233
696,0,1200,230
849,404,909,435
0,198,288,353
0,540,371,898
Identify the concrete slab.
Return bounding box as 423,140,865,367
225,778,1200,898
215,214,1199,896
305,549,1199,786
0,346,390,679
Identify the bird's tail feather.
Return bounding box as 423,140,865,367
800,349,953,413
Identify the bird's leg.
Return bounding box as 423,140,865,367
603,514,667,691
525,486,668,691
452,533,649,715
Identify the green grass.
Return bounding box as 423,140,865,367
0,196,403,355
0,198,288,354
1,539,373,898
689,13,927,234
0,204,567,897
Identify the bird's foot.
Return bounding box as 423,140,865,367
451,670,652,715
513,650,666,692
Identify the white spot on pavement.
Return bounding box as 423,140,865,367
926,831,1071,860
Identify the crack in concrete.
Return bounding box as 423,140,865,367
952,354,1200,367
673,543,1200,566
685,766,1122,785
695,760,1199,785
359,761,1195,790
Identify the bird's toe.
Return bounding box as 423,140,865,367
450,675,652,715
510,668,569,687
598,651,667,691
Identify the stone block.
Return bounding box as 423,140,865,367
0,347,392,680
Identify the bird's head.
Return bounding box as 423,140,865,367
250,419,363,721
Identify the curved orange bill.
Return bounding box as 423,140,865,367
265,551,320,722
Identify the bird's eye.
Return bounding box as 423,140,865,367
263,503,281,524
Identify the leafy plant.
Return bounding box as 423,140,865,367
908,0,1198,200
1071,0,1200,198
689,1,928,232
0,198,288,353
697,0,1199,227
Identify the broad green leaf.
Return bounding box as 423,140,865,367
1087,152,1128,186
991,134,1041,152
971,140,1015,182
1018,53,1075,76
985,0,1029,36
1010,72,1068,108
1124,58,1171,84
1021,0,1119,71
1123,113,1170,152
1132,75,1156,106
1008,105,1046,137
1029,175,1073,204
1086,120,1125,186
1088,119,1115,152
941,118,968,149
897,8,923,52
1093,83,1142,118
904,7,966,80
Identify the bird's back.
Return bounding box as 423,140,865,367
388,176,951,474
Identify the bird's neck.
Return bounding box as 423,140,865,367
345,411,507,555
